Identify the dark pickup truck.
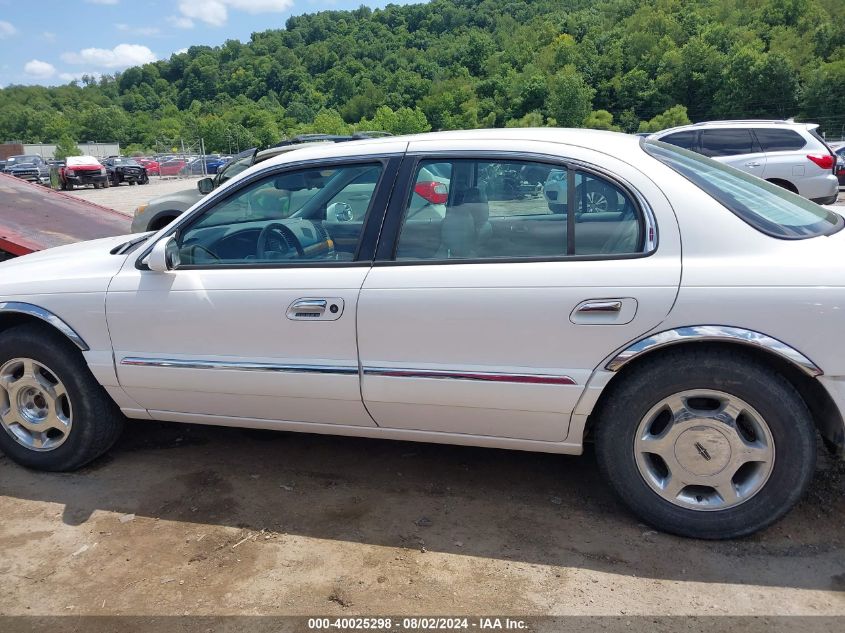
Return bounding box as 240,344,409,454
3,155,50,185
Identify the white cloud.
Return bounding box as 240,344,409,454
85,0,119,4
61,44,157,69
173,48,189,55
0,21,17,39
42,31,57,41
115,23,160,36
175,0,293,27
167,15,195,29
24,59,56,78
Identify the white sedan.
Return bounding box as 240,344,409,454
1,129,842,539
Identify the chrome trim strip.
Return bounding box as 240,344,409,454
605,325,822,377
0,301,89,351
120,357,359,375
363,367,577,386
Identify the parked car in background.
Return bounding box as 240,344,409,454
830,143,845,190
3,129,845,540
137,158,160,176
0,160,6,172
650,120,839,204
102,157,149,186
159,159,188,177
186,155,227,175
53,155,109,190
3,155,50,185
132,134,391,232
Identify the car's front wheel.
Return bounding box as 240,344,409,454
595,349,816,539
0,323,124,472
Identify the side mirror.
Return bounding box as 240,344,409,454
327,201,354,222
197,177,215,195
147,236,180,273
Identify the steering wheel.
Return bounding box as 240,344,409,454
256,222,304,260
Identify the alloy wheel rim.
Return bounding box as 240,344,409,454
583,191,609,213
0,358,73,452
633,389,775,511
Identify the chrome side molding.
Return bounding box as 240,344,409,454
0,301,89,351
605,325,822,377
120,357,359,375
364,367,577,385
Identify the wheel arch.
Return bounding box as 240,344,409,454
765,178,799,194
147,211,181,231
0,302,89,351
591,326,844,457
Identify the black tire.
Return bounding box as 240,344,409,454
594,348,816,539
0,323,124,472
66,182,74,191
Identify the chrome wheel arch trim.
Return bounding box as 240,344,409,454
0,301,89,351
605,325,822,377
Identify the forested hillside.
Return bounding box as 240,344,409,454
1,0,843,152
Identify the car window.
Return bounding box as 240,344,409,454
700,129,755,157
660,131,697,150
176,163,383,266
216,149,257,186
644,139,841,239
395,158,643,260
754,129,806,152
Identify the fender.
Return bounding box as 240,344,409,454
605,325,822,377
0,301,89,351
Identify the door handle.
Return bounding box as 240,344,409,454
744,162,761,168
287,298,344,321
291,299,327,314
576,300,622,314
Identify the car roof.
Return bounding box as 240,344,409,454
652,119,819,137
255,128,643,171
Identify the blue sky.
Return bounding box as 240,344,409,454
0,0,422,87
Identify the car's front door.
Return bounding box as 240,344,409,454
356,143,682,442
107,156,399,427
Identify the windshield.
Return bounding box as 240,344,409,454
7,155,38,165
114,158,139,166
215,148,256,187
643,139,842,239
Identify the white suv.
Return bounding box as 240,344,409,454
650,120,839,204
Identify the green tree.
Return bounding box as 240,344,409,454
545,68,594,128
584,110,621,131
54,135,82,160
637,105,692,133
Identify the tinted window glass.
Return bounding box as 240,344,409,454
177,163,382,266
395,159,642,260
754,129,806,152
644,140,841,239
661,131,697,150
700,129,754,157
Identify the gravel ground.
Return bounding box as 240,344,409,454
0,422,843,623
66,176,202,217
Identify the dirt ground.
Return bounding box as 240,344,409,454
0,420,843,624
66,175,201,216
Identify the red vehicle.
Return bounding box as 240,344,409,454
159,159,187,176
137,158,160,176
54,155,109,190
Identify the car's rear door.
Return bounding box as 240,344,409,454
356,140,682,442
107,153,401,427
700,128,767,177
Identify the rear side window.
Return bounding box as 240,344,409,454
754,129,806,152
661,131,697,150
394,158,644,260
643,140,841,239
700,129,755,157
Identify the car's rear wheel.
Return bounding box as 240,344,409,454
0,323,124,472
594,349,816,539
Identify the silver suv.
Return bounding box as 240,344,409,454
650,120,839,204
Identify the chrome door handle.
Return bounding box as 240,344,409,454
744,162,761,168
576,300,622,314
291,299,327,314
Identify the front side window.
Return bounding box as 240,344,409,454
643,140,841,239
661,131,697,150
700,129,755,157
176,162,383,266
395,158,643,261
